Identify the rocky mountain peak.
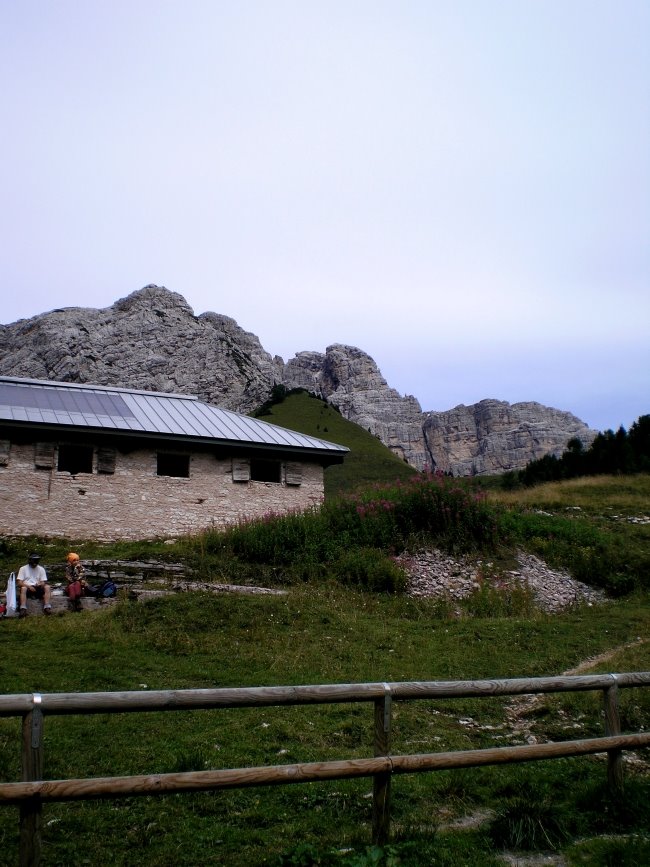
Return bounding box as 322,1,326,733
113,284,195,316
0,286,597,475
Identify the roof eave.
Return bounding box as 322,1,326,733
0,420,348,461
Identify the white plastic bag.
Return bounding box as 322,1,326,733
6,572,16,614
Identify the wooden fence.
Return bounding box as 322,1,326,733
1,672,649,866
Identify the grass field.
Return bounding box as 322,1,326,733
1,586,649,866
1,412,649,864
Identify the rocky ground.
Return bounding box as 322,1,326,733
398,548,607,612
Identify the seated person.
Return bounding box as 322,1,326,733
17,553,52,617
64,552,86,611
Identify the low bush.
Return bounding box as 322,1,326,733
460,581,536,619
197,472,505,592
332,548,407,593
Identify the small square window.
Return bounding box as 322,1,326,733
250,458,281,483
58,444,93,475
157,453,190,478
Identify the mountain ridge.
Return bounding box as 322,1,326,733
0,285,596,475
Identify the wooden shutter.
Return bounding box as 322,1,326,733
97,447,116,474
285,462,303,486
232,458,250,482
34,442,55,469
0,440,9,466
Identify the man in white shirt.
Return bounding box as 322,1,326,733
17,553,52,617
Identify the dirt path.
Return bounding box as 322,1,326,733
439,638,649,861
562,636,646,675
504,637,647,734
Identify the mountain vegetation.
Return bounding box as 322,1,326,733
502,415,650,489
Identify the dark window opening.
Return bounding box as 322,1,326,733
157,453,190,478
250,458,281,483
58,444,93,475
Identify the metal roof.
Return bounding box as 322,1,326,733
0,377,348,457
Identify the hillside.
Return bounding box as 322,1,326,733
253,389,417,497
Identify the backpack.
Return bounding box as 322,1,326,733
98,580,118,598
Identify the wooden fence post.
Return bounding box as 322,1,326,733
372,683,392,845
604,676,623,796
19,694,44,867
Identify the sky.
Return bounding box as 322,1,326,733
1,1,648,433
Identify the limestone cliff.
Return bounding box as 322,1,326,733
284,345,428,469
0,285,282,413
0,285,596,475
422,400,595,477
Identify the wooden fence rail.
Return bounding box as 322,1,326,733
1,672,649,866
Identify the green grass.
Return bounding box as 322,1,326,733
254,390,417,497
490,475,650,595
1,586,649,866
1,457,650,864
489,472,650,513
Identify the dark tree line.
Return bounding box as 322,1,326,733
502,414,650,488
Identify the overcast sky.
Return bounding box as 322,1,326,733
2,1,648,433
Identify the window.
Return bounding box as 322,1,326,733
157,453,190,478
58,444,93,475
250,458,281,483
231,457,283,483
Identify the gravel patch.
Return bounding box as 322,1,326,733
398,549,606,612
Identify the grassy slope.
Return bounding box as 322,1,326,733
254,390,417,497
492,474,650,594
490,472,650,513
1,589,648,865
1,422,650,864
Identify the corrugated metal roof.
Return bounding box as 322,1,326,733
0,377,348,456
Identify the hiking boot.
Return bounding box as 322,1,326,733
43,606,52,615
19,608,28,618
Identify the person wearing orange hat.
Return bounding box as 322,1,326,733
64,552,86,612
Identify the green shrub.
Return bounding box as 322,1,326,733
332,548,407,593
489,795,571,851
460,581,536,618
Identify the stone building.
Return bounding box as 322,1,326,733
0,376,347,541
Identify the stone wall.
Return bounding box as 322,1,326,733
0,442,324,541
